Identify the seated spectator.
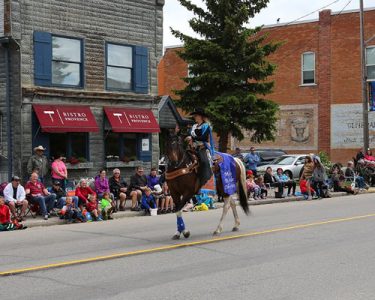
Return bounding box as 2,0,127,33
25,172,56,220
300,176,315,200
345,161,367,190
275,168,296,196
255,176,267,199
51,181,78,209
312,156,329,198
129,166,148,211
60,197,85,223
0,196,26,231
264,167,284,196
99,192,114,220
109,169,128,211
95,169,114,201
162,182,174,213
147,167,160,190
3,176,28,221
141,187,156,215
364,149,375,162
75,179,96,209
246,174,261,200
85,194,102,221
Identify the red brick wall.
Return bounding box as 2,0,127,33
157,9,375,163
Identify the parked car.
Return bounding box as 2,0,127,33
256,154,308,179
242,149,287,167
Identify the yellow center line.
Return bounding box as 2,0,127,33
2,212,375,277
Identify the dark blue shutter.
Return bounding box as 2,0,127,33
34,31,52,86
134,46,149,94
138,134,152,162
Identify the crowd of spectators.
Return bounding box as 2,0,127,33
0,146,175,231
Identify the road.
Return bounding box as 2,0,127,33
1,193,375,300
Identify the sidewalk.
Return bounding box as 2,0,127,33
22,188,375,228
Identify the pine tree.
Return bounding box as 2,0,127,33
171,0,280,152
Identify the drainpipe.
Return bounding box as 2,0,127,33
0,37,12,181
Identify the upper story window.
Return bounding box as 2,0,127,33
105,42,149,93
301,52,315,85
106,44,133,90
34,31,83,88
366,47,375,81
52,37,82,86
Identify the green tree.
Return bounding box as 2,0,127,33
171,0,280,152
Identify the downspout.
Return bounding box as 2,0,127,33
0,37,12,181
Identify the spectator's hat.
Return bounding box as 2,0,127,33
11,176,20,181
190,107,208,118
53,181,61,186
246,170,253,177
34,145,46,152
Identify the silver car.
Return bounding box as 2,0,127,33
256,154,308,179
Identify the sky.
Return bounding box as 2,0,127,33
164,0,375,47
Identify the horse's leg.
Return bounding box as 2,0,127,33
213,196,230,235
230,196,240,232
172,210,190,239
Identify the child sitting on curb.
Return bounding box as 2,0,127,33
300,177,316,200
0,196,26,231
255,176,268,199
86,194,102,221
60,197,85,223
246,174,261,200
100,192,114,220
141,187,157,216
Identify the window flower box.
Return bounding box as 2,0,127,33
66,162,94,170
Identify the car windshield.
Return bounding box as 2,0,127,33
272,156,296,165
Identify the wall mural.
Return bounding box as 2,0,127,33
233,104,318,151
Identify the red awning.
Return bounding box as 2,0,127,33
33,104,99,133
104,107,160,133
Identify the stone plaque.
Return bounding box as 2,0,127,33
234,104,318,151
331,103,375,149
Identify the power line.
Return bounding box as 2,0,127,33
336,0,354,16
283,0,342,26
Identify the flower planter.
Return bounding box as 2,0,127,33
66,162,94,170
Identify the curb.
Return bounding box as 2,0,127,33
22,190,375,229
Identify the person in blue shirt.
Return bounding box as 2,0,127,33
185,108,214,187
275,167,296,196
244,146,260,176
141,187,157,216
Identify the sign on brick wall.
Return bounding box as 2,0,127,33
0,0,3,36
331,104,375,149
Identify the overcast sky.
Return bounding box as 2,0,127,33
164,0,375,47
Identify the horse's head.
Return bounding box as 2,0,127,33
165,133,185,169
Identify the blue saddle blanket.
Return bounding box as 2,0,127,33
217,152,237,196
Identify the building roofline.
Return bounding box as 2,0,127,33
164,44,184,50
264,6,375,29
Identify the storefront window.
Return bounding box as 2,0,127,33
49,133,88,162
105,132,138,161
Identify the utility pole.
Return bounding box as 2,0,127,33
360,0,369,150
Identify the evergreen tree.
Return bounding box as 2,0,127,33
171,0,280,152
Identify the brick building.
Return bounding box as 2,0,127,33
0,0,165,182
158,8,375,163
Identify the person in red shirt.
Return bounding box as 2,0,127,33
25,172,56,220
0,196,16,231
300,176,315,200
75,179,96,209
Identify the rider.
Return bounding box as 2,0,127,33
185,108,214,187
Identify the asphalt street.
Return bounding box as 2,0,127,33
1,193,375,300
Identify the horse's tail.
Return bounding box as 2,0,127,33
234,157,250,215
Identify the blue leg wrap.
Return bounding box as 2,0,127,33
177,216,185,233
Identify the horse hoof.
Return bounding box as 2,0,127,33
183,231,190,239
213,231,221,236
172,234,180,240
232,227,239,232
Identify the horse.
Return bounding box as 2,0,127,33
165,134,249,240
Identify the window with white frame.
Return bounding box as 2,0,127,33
366,47,375,81
106,43,133,90
301,52,315,85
